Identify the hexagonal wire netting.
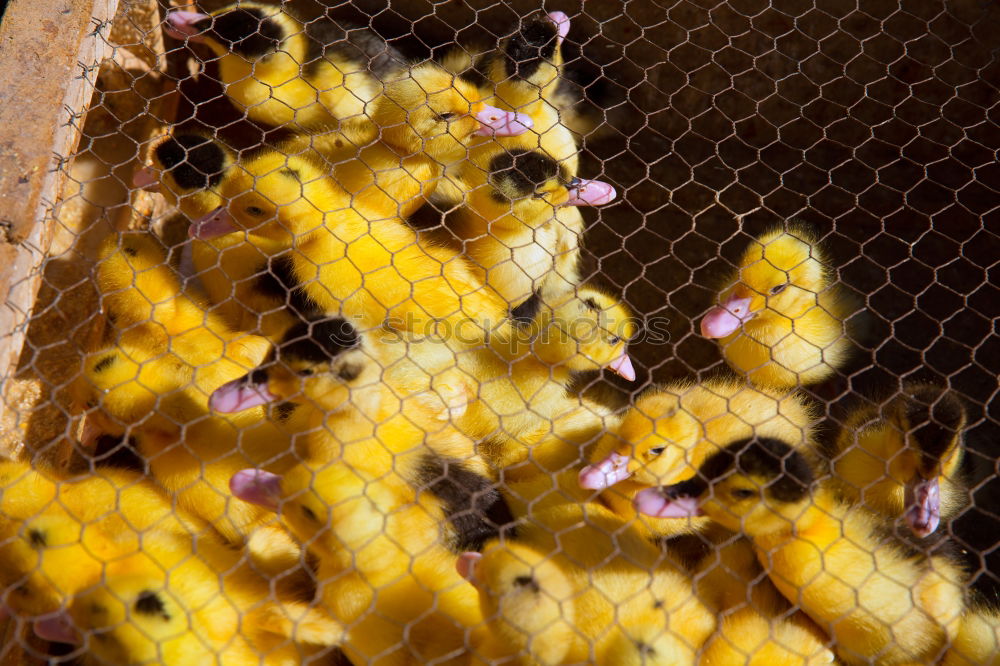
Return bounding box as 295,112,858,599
2,0,999,663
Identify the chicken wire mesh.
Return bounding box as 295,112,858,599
0,0,998,663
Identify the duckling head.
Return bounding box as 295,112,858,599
75,344,186,440
531,286,636,379
95,231,179,329
580,389,702,490
372,62,533,163
890,384,967,537
186,150,340,242
56,575,193,662
164,3,292,60
701,226,829,340
634,436,816,536
143,133,232,221
457,542,575,665
465,146,617,214
210,316,369,414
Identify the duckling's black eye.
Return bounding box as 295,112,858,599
731,488,756,499
609,336,622,345
647,446,666,457
245,205,266,216
301,505,319,522
435,112,457,122
531,190,547,199
298,368,315,377
770,283,789,295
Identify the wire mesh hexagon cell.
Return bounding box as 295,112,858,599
0,0,998,663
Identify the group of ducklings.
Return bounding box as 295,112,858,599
1,2,994,664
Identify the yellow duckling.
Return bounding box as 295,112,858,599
942,606,1000,666
462,499,716,665
0,462,208,617
38,530,342,665
218,317,512,664
636,436,966,665
441,143,615,307
830,381,968,538
164,2,403,129
579,378,815,537
79,234,305,572
700,225,856,387
694,526,835,666
181,147,521,345
457,542,577,665
458,285,637,475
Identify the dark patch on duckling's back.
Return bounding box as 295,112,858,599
278,317,361,365
134,590,171,621
414,453,515,552
510,291,541,325
92,354,117,375
274,402,297,422
195,7,283,59
503,17,559,81
698,437,814,504
155,135,228,191
253,255,322,320
303,17,402,80
488,149,560,203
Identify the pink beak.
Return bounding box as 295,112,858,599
474,105,533,136
579,452,632,490
132,166,160,192
701,296,754,339
904,477,941,538
606,353,635,382
33,613,78,645
547,11,571,43
165,10,211,42
634,488,704,518
230,469,282,512
455,551,483,585
565,178,617,206
210,376,277,413
189,206,238,240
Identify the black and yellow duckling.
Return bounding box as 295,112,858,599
0,462,208,618
579,378,815,538
165,2,403,129
701,225,856,388
829,381,969,538
636,436,966,665
37,529,342,665
220,318,501,665
457,285,636,476
438,144,615,307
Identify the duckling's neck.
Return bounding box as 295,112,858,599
749,488,845,549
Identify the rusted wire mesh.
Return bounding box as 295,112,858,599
1,0,998,663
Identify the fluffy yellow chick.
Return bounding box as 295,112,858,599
694,526,835,666
457,285,637,475
441,143,615,306
701,225,856,387
165,2,403,129
462,499,715,665
636,436,966,665
0,462,208,617
579,378,815,538
80,233,305,573
942,606,1000,666
830,382,968,538
458,542,577,665
42,530,342,665
220,317,497,665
